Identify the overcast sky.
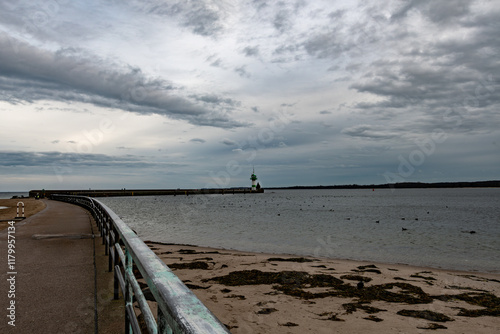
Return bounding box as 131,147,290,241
0,0,499,191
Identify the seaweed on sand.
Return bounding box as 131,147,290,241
168,261,210,270
353,265,382,274
417,323,448,330
205,269,500,320
397,310,454,322
318,312,345,321
204,270,433,303
434,293,500,317
257,308,277,314
343,302,386,314
340,275,372,282
267,257,314,263
204,270,342,287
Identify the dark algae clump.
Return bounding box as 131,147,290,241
340,275,373,282
267,257,314,262
204,269,500,327
343,303,386,314
168,261,210,270
397,310,454,322
434,292,500,317
417,323,448,330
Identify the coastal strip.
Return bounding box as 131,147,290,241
142,242,500,334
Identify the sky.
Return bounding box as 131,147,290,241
0,0,499,191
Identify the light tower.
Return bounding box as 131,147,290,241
250,168,258,191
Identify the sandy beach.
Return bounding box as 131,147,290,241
0,197,46,230
141,241,500,333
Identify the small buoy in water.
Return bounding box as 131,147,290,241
401,218,405,220
415,218,418,221
375,220,380,223
402,228,408,231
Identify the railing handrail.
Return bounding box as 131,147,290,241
51,194,230,334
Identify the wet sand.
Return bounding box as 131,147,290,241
0,198,46,230
143,242,500,333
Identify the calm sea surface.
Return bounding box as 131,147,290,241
99,188,500,273
0,192,29,199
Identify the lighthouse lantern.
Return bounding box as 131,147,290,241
250,168,258,191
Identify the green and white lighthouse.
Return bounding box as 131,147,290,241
250,168,258,191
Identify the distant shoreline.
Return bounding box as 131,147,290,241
268,180,500,190
17,180,500,197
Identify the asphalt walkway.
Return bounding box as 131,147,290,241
0,199,123,333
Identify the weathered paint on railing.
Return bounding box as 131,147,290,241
51,194,231,334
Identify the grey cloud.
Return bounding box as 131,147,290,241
0,151,183,169
392,0,473,24
234,65,250,78
273,9,291,33
145,0,227,36
0,33,245,128
341,125,399,140
209,57,223,68
343,4,500,136
273,44,299,56
243,46,260,57
190,138,206,144
221,138,237,146
303,31,345,59
189,94,241,108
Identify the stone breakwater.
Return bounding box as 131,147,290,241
29,188,264,198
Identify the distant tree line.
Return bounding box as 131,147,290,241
269,180,500,190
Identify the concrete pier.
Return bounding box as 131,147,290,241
0,199,123,333
29,188,264,198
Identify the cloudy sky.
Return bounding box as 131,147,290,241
0,0,499,191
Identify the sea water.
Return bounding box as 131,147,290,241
99,188,500,273
0,192,29,199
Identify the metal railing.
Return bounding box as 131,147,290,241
51,194,230,334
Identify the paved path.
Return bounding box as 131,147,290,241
0,199,123,333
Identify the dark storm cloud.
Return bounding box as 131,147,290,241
333,3,499,136
0,151,183,169
0,33,244,128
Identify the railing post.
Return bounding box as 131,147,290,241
114,267,120,300
157,308,171,334
125,249,132,333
